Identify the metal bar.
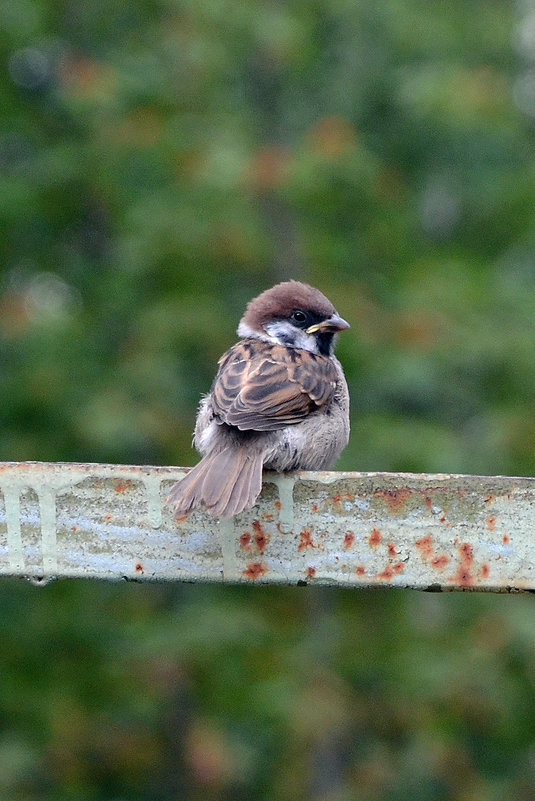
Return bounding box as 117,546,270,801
0,461,532,590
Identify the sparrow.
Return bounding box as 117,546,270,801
168,280,350,518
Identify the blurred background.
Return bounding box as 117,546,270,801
3,0,535,798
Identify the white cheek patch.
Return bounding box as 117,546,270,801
264,321,319,353
237,319,321,354
264,320,296,345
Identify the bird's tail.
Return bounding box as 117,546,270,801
167,448,264,518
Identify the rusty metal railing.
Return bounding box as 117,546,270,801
0,461,532,589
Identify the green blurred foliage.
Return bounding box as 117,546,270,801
2,0,535,798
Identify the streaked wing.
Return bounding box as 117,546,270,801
211,340,338,431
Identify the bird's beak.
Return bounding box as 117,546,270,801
306,314,350,334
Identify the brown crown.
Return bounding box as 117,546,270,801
242,280,337,330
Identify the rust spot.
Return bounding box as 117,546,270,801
135,563,143,572
416,534,449,570
369,527,382,547
305,566,316,578
344,531,355,549
299,529,315,550
71,525,77,532
263,513,274,521
274,499,282,510
329,493,353,510
425,496,433,512
387,542,397,557
240,532,251,550
243,562,267,579
355,565,366,576
454,569,473,586
374,488,411,513
484,495,494,503
312,503,319,512
104,514,112,521
393,562,405,573
450,542,475,587
175,514,188,523
440,515,447,523
459,542,473,563
480,564,490,579
415,534,433,560
114,480,132,493
377,565,394,580
486,516,496,532
252,520,269,554
503,534,510,545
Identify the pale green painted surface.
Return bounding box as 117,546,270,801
0,462,531,590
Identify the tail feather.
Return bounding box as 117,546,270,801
212,451,263,518
229,457,263,514
199,448,241,513
168,448,264,518
167,459,211,516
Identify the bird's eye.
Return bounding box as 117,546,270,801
291,310,307,323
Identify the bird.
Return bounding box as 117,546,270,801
168,280,350,518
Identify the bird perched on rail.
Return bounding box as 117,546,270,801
168,280,350,518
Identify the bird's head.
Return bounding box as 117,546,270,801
237,280,349,357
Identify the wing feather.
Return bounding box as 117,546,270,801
211,340,337,431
